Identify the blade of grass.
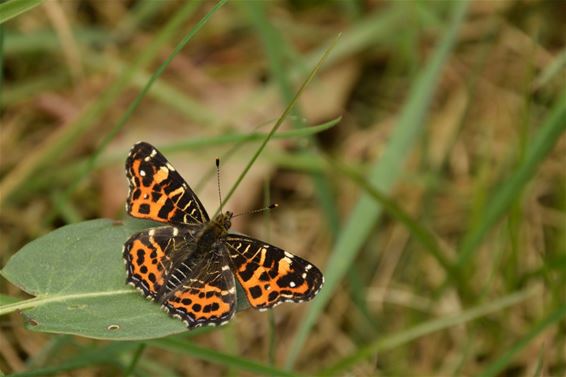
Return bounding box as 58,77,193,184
284,1,470,368
478,303,566,377
4,29,112,54
0,0,42,24
216,34,340,216
84,52,219,128
163,117,340,153
323,156,455,281
67,0,227,196
0,0,205,207
9,342,139,377
123,343,146,377
13,120,340,205
456,88,566,269
241,1,341,234
148,338,302,377
319,287,540,376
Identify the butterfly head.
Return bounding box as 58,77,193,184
214,211,233,231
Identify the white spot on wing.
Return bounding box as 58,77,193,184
140,170,146,177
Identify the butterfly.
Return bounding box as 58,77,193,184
122,141,324,328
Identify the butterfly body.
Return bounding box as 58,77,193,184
123,142,324,329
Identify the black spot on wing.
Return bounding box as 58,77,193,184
249,285,262,299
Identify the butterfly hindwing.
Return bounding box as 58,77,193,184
126,141,209,224
161,253,236,328
224,235,324,310
123,224,200,300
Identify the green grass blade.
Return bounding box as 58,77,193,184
4,29,112,54
0,0,42,24
163,117,341,153
0,1,206,207
320,287,539,376
123,343,146,377
324,156,454,277
241,1,341,234
68,0,227,195
149,338,302,377
10,342,139,377
478,303,566,377
284,1,470,368
456,88,566,268
217,34,340,216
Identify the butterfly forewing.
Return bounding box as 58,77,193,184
224,235,324,310
126,142,209,224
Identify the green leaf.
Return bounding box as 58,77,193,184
0,219,245,340
0,0,42,24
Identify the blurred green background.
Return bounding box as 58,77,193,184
1,0,565,376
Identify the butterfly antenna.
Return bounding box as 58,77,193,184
216,158,223,213
232,203,278,218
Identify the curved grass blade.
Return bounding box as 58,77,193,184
478,303,566,377
0,0,42,24
162,117,341,153
0,0,211,207
284,1,471,368
9,342,139,377
149,337,302,377
13,118,340,206
242,0,341,234
68,0,227,195
319,288,539,376
323,156,455,278
456,88,566,269
216,34,341,216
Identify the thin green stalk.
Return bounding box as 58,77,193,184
456,88,566,268
9,343,139,377
479,303,566,377
319,288,540,376
0,1,207,207
216,34,340,216
66,0,224,196
242,1,341,235
324,156,455,282
123,343,146,377
0,0,42,24
149,338,302,377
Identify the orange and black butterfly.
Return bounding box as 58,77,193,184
123,142,324,328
